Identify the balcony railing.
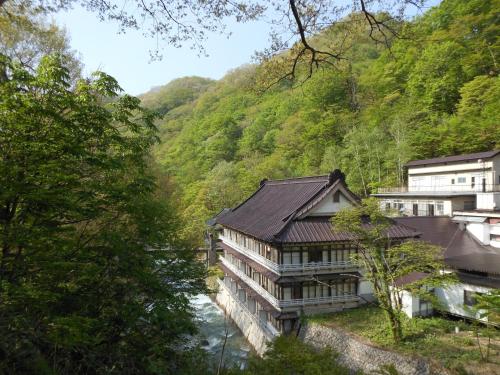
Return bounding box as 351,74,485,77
377,184,500,194
217,278,279,339
219,235,356,274
221,256,281,308
279,294,359,308
221,257,360,309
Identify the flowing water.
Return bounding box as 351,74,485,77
191,294,252,370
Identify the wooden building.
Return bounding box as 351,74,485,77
213,170,418,335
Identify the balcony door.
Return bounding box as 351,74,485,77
471,173,485,192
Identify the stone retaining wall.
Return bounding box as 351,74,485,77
215,283,270,356
300,322,447,375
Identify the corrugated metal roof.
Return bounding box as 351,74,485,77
394,216,500,276
216,170,418,244
405,150,500,167
217,174,333,242
278,217,419,243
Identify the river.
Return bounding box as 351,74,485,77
192,294,252,370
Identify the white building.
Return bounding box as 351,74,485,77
373,150,500,322
373,150,500,216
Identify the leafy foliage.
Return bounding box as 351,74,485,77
142,0,499,245
224,335,351,375
332,199,454,342
0,55,207,374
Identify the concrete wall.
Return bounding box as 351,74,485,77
477,192,500,210
466,222,490,245
215,283,271,356
435,282,491,321
300,322,445,375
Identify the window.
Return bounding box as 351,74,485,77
458,177,466,183
451,179,455,185
436,201,444,215
471,176,475,189
385,202,391,211
398,203,404,211
333,191,340,203
308,250,322,263
464,200,476,210
464,290,482,306
428,204,435,216
413,204,419,216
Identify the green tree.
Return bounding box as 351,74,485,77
332,199,455,342
0,54,206,373
0,5,81,80
226,335,350,375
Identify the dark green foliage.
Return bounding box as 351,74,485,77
225,335,351,375
143,0,499,245
0,55,207,374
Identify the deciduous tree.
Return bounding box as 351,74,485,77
332,199,455,342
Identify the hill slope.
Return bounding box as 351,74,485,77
143,0,499,244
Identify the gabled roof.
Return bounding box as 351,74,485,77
277,216,418,243
216,170,418,244
216,172,340,242
405,150,500,167
394,216,500,276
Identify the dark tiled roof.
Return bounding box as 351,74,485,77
216,170,416,244
394,271,429,288
216,172,339,242
405,150,500,167
394,216,500,276
278,216,419,243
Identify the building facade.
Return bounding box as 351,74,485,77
373,150,500,322
214,170,418,342
373,150,500,217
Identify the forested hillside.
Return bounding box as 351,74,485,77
143,0,499,245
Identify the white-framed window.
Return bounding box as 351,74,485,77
457,177,466,183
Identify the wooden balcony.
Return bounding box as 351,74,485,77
219,235,358,275
220,257,360,309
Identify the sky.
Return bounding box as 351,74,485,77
54,2,441,96
55,7,273,96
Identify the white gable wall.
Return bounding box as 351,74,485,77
306,189,353,216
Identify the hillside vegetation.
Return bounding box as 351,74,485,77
142,0,499,244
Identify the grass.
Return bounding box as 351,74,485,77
308,306,500,374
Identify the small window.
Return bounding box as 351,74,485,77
458,177,466,183
413,204,419,216
464,201,476,210
451,179,455,184
333,191,341,203
464,290,482,306
385,202,391,211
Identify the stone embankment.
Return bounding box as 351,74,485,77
299,322,447,375
215,282,271,356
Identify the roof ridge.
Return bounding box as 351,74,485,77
406,149,500,166
264,174,330,184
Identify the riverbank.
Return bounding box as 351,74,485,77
192,294,252,369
